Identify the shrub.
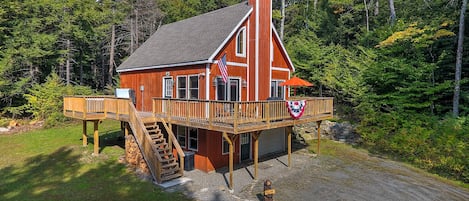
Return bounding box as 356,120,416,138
24,73,92,127
357,112,468,183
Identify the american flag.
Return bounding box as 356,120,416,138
218,54,228,83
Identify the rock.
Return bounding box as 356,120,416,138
0,127,9,132
29,120,38,125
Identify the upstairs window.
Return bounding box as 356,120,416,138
271,80,285,99
236,27,246,57
177,75,199,99
177,76,187,99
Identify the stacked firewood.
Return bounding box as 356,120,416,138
125,135,150,175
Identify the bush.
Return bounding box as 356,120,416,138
357,112,469,183
24,73,93,127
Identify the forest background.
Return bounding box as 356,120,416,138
0,0,467,184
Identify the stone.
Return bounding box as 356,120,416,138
9,120,19,128
0,127,9,132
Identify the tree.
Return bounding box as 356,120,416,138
388,0,396,25
453,0,468,117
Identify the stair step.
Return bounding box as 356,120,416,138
150,133,163,139
158,148,171,153
155,142,168,147
161,166,180,175
161,162,178,169
161,158,177,165
152,138,165,144
161,172,183,182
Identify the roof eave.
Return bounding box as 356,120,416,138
116,60,210,73
272,25,295,72
208,7,253,61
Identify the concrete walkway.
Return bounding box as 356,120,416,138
165,148,315,201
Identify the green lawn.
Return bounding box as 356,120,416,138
0,120,191,201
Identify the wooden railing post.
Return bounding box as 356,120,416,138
233,102,239,133
208,101,213,129
83,98,87,119
186,100,190,125
152,99,155,118
265,102,270,127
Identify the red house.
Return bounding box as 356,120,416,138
117,0,294,172
64,0,333,188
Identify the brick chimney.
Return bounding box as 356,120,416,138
248,0,272,101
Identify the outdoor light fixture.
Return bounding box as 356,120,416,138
242,79,247,87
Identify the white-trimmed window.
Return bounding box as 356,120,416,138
177,126,186,148
189,75,199,99
163,77,173,98
271,80,285,99
222,138,229,155
177,76,187,99
236,27,246,57
177,75,199,99
188,127,198,151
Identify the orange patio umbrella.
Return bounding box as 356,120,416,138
279,76,313,96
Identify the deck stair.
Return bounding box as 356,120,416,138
126,102,185,184
143,119,182,182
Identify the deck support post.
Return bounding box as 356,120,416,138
222,132,235,189
286,126,292,167
252,131,261,179
124,122,129,136
317,120,322,155
82,120,88,146
93,120,99,156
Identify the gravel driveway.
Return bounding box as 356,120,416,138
170,142,469,201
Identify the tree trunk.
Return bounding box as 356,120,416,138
314,0,318,10
280,0,285,41
66,39,71,85
364,0,369,32
388,0,396,25
108,24,115,86
453,0,467,117
374,0,379,16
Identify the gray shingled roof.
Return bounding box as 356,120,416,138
117,2,252,72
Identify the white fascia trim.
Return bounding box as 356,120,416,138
208,8,253,61
227,61,247,67
272,25,295,72
271,67,290,72
116,60,209,73
269,6,272,98
255,0,259,101
205,64,210,100
246,17,250,101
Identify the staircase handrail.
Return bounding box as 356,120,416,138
127,102,163,183
159,118,185,158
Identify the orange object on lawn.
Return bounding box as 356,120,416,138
279,77,313,96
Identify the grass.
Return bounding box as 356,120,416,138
0,120,191,201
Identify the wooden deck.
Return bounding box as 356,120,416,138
64,96,334,134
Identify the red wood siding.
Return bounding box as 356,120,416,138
120,65,207,111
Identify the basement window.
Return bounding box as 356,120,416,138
177,126,186,148
222,138,229,155
188,128,198,151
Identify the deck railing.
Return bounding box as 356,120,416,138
63,96,333,133
152,97,333,133
63,96,130,120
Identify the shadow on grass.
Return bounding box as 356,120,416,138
0,144,190,201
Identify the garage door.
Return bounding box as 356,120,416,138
259,128,285,157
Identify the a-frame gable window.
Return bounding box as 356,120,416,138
236,27,246,57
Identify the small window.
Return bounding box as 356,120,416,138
177,126,186,148
271,80,285,99
216,77,226,101
236,27,246,57
189,75,199,99
163,77,173,98
177,76,187,99
188,128,198,151
222,138,229,155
